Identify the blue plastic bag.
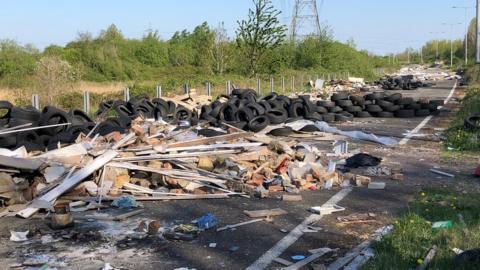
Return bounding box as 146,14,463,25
196,213,218,230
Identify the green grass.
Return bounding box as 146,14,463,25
363,187,480,270
444,87,480,151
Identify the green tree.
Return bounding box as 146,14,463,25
236,0,287,76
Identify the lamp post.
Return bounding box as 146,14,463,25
452,6,474,65
442,22,463,67
429,31,445,62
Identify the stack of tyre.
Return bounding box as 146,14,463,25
95,94,198,132
330,92,443,118
0,101,94,151
378,75,432,90
0,94,199,151
199,89,355,132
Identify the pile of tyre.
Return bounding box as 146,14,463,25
330,91,443,118
0,94,198,151
0,101,94,152
377,75,433,90
198,89,444,133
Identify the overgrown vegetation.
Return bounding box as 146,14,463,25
364,188,480,270
0,0,395,99
445,87,480,151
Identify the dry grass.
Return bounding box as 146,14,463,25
76,81,125,94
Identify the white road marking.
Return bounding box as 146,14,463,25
399,81,457,145
246,188,352,270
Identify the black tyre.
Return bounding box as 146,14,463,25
355,111,372,118
237,106,255,122
323,113,335,123
464,114,480,130
317,100,336,108
345,106,362,113
415,109,430,117
331,92,349,101
288,102,308,118
383,105,401,112
268,127,293,136
248,115,270,132
266,109,288,124
366,104,383,113
328,106,343,113
375,111,394,118
394,109,415,118
335,112,353,122
336,100,353,107
397,97,414,105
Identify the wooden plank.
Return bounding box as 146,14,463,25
244,208,288,218
114,150,238,162
273,258,293,266
17,150,118,218
153,142,263,154
0,155,43,171
155,132,253,150
283,248,332,270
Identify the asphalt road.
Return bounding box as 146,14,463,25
0,79,472,270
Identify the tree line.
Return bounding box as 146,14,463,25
0,0,394,90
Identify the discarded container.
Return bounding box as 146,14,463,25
50,202,74,229
432,220,453,229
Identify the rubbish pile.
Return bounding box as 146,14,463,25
0,102,400,220
377,75,434,90
0,89,442,154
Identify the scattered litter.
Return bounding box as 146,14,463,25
291,255,306,261
432,220,453,229
417,245,437,270
345,153,382,168
10,230,29,242
111,196,140,208
196,213,218,230
429,168,455,178
368,182,386,190
208,243,217,248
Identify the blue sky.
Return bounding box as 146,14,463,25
0,0,475,55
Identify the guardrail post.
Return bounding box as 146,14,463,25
184,84,189,95
123,87,130,102
31,94,39,110
256,77,261,96
269,77,274,93
156,85,162,98
206,82,211,96
226,81,231,95
83,91,90,113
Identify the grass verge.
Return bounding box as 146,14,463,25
444,87,480,151
363,187,480,269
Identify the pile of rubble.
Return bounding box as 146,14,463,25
0,102,404,219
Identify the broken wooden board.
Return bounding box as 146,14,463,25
17,150,118,218
244,208,287,218
0,155,43,171
283,248,332,270
155,132,254,150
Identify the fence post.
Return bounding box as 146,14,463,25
300,75,304,91
256,77,261,96
269,77,274,93
184,84,189,95
83,91,90,114
31,94,39,110
124,87,130,102
281,76,285,92
226,80,231,95
206,82,211,96
291,76,295,92
156,85,162,98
